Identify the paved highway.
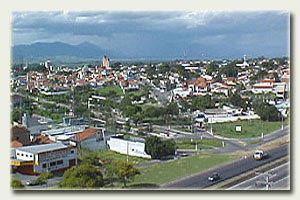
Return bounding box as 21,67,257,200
160,143,289,189
227,162,290,190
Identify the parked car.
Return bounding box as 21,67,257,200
25,180,37,186
208,172,220,182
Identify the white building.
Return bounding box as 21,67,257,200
11,143,77,175
107,135,151,159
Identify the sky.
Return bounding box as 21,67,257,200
11,11,290,59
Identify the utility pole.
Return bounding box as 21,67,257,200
281,113,284,130
126,141,129,162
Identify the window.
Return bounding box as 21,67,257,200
21,154,24,156
57,160,63,165
71,150,74,154
42,163,47,168
16,153,19,155
30,155,32,157
50,162,56,167
26,154,28,157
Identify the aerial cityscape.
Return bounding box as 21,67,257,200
10,11,290,190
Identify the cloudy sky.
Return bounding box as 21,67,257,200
11,11,290,59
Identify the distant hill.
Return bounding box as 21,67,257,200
12,41,121,62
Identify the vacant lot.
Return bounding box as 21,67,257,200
207,120,289,139
176,139,223,150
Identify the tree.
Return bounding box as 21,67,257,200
33,171,53,185
145,136,176,159
206,62,219,75
228,93,247,110
11,178,25,189
190,95,215,111
219,64,238,78
253,101,280,121
122,105,142,118
59,164,104,189
106,160,140,187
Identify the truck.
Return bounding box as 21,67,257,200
253,150,268,160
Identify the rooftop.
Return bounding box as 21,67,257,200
15,143,69,154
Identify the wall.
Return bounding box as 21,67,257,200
107,137,151,159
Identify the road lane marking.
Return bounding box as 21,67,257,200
227,162,289,190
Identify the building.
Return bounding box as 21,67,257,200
22,113,50,136
107,135,151,159
69,127,109,151
102,55,110,69
236,55,249,68
188,77,208,96
252,79,274,94
11,143,77,175
11,126,31,146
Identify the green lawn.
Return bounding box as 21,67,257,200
94,85,123,97
78,148,148,166
206,120,289,139
131,153,234,186
176,139,223,150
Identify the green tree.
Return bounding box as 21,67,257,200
11,178,25,189
253,101,280,121
206,62,219,75
228,93,247,110
59,164,104,189
106,160,140,187
190,95,215,111
219,64,238,78
145,136,176,159
122,105,142,118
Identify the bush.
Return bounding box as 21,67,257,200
33,171,53,185
11,178,25,189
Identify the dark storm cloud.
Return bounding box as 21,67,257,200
11,10,289,58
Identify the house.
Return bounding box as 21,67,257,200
172,87,191,98
188,77,208,96
252,79,274,94
11,143,77,175
69,127,109,151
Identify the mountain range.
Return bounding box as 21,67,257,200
12,42,122,63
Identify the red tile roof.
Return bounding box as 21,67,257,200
11,140,23,148
35,134,54,144
73,128,99,142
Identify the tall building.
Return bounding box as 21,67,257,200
236,55,249,68
102,55,110,69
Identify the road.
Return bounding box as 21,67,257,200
226,162,290,190
160,143,289,189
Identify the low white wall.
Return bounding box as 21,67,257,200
107,137,151,159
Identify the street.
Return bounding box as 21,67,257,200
160,143,289,189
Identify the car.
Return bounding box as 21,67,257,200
253,150,268,160
25,180,36,186
208,172,220,182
